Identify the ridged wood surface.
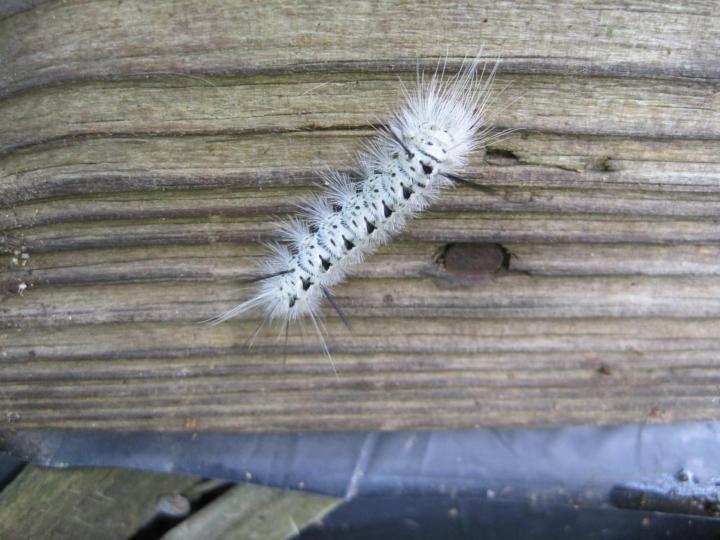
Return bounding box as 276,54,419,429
2,0,720,431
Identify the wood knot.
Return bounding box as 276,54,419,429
442,243,509,278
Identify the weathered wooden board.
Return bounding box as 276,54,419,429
0,465,199,540
2,0,720,432
0,465,338,540
161,484,339,540
2,0,719,98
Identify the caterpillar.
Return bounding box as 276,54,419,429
206,54,505,357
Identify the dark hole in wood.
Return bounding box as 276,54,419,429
442,243,509,277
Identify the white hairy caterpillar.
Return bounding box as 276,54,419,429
207,55,506,354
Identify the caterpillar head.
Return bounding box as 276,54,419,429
407,123,456,164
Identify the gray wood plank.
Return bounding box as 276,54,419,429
0,466,198,540
161,484,339,540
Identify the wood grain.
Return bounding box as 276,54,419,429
0,465,337,540
2,0,719,100
0,465,199,540
161,484,338,540
2,0,720,432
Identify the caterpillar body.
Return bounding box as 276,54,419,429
207,56,500,345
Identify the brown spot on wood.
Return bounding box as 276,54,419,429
442,243,508,278
647,406,673,423
484,148,519,166
597,364,612,376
